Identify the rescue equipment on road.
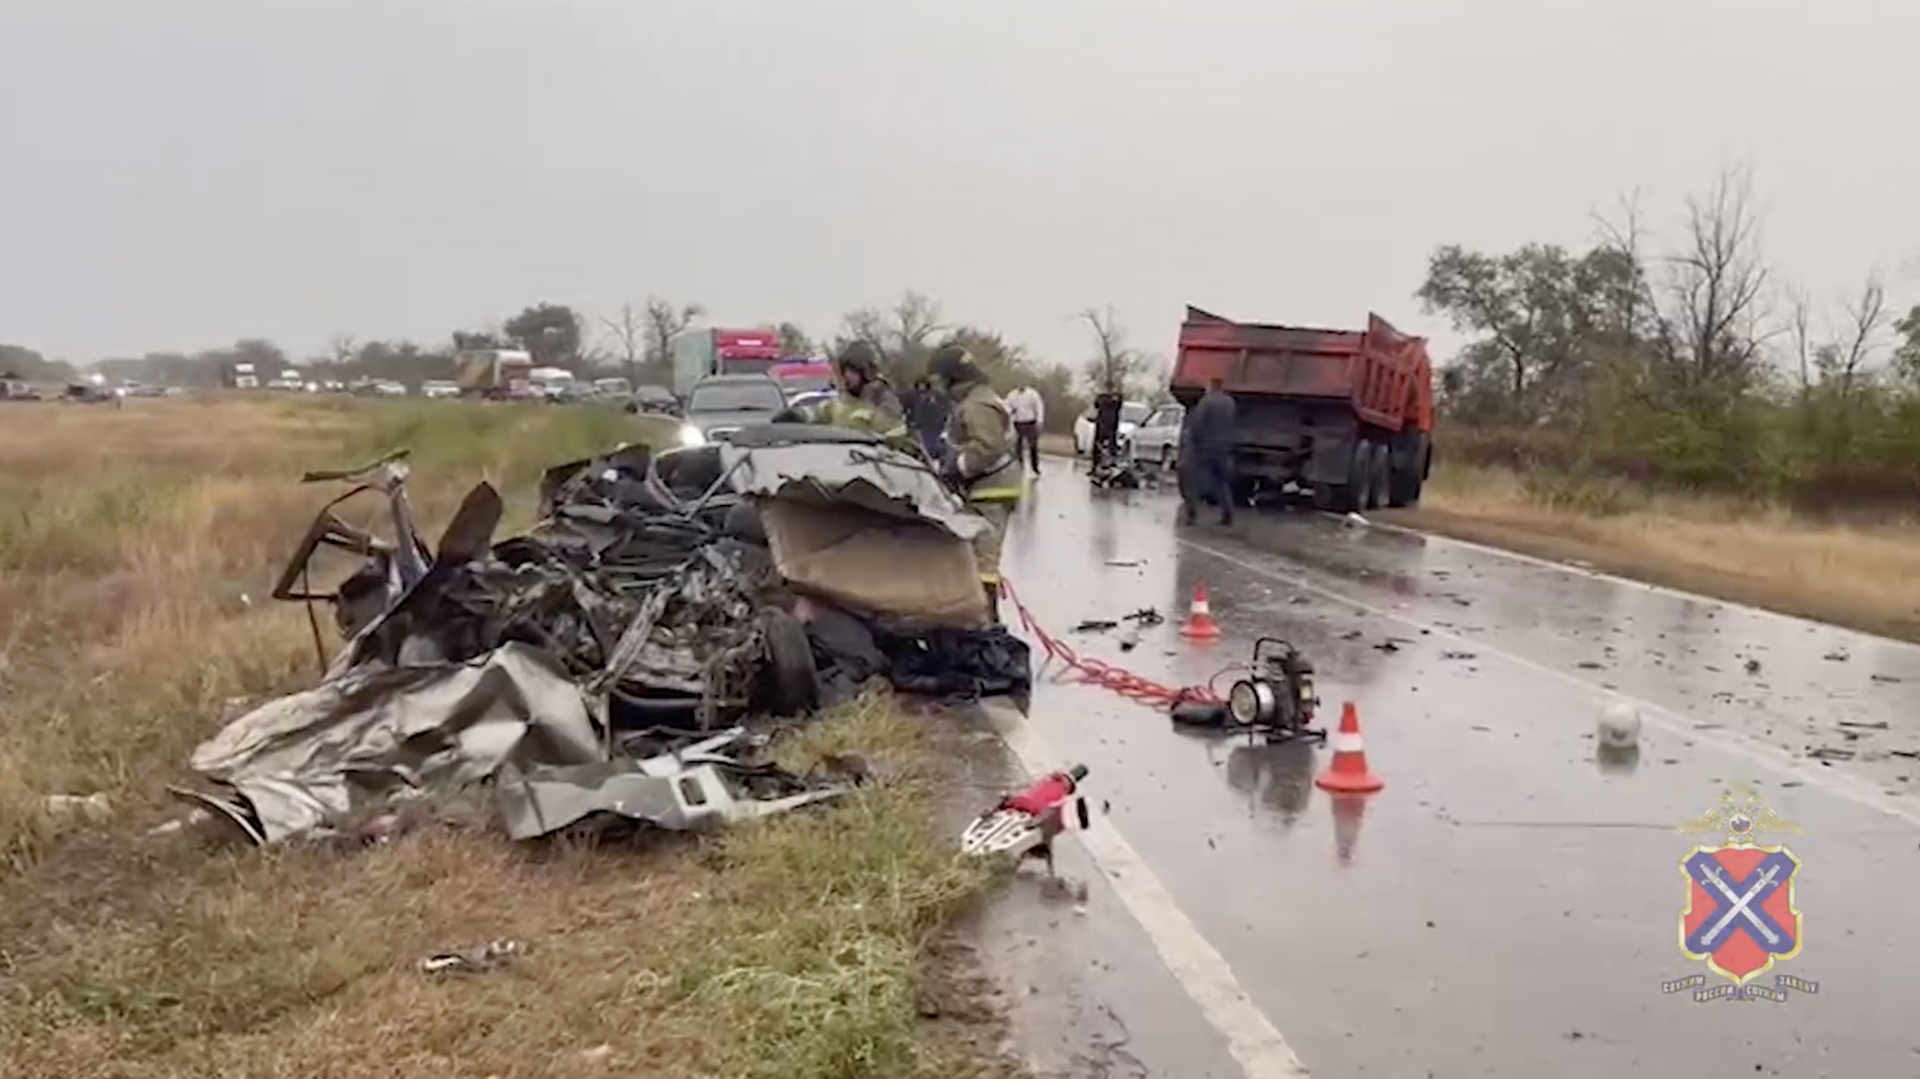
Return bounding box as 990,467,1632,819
1224,637,1323,740
960,764,1092,872
1315,701,1385,793
1179,583,1221,640
1171,635,1325,746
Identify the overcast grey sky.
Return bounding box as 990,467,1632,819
1,0,1914,368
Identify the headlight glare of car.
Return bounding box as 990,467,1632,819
677,424,706,447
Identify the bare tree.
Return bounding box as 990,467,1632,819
1589,189,1657,348
833,291,946,376
1079,306,1152,396
643,297,705,375
1785,282,1815,397
328,333,358,367
599,303,647,383
1829,273,1890,397
1657,167,1773,395
891,291,945,355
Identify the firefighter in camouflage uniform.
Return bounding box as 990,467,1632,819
928,343,1023,622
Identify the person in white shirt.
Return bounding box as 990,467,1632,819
1005,384,1044,476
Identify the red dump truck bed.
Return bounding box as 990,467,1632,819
1170,306,1436,512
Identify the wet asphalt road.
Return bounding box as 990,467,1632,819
986,459,1920,1079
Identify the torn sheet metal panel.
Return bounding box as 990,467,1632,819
761,500,989,628
713,439,986,541
495,755,850,840
188,643,603,844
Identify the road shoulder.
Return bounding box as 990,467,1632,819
1387,504,1920,643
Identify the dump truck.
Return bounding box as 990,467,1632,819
1170,306,1435,512
454,348,535,399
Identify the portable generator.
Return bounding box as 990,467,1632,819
1174,636,1326,744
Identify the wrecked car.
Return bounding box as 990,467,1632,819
177,426,1032,846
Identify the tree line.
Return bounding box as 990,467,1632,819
3,293,1174,435
1419,166,1920,513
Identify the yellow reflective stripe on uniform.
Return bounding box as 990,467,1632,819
968,487,1023,503
979,572,1001,585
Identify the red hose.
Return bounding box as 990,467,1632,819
1001,579,1224,710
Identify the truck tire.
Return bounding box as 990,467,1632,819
1387,434,1430,508
1348,438,1377,512
1367,443,1391,511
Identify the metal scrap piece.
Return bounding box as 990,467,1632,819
495,745,853,840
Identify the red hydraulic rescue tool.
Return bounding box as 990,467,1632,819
959,764,1092,872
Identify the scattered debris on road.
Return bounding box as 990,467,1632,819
1596,703,1643,751
173,429,1033,847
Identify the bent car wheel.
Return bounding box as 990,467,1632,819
759,609,822,717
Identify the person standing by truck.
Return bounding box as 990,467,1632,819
1179,377,1238,526
1005,382,1044,477
929,344,1023,622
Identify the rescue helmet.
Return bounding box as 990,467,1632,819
835,340,882,379
927,343,979,387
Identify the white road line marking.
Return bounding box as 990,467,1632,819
980,699,1311,1079
1356,516,1920,653
1176,534,1920,830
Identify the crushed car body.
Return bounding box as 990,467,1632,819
178,425,1032,845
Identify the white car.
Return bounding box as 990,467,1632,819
1071,401,1152,456
421,380,462,399
1127,403,1187,468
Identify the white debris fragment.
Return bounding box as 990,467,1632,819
1597,701,1643,750
1343,512,1370,527
42,792,112,821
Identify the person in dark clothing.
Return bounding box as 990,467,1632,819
908,377,951,461
1179,377,1238,526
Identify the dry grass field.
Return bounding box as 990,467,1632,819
0,396,1021,1079
1409,463,1920,641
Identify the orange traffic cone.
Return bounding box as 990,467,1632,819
1179,584,1221,640
1329,792,1371,867
1315,701,1384,793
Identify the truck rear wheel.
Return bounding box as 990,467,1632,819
1343,438,1376,513
1387,434,1430,508
1367,443,1391,511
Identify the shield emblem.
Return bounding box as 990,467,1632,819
1679,845,1802,984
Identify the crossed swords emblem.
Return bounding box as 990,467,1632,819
1691,859,1785,948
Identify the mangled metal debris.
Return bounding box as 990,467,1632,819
177,643,602,844
176,427,1033,847
496,727,863,840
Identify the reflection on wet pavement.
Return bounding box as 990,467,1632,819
997,461,1920,1078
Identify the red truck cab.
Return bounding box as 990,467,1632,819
1171,306,1435,512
